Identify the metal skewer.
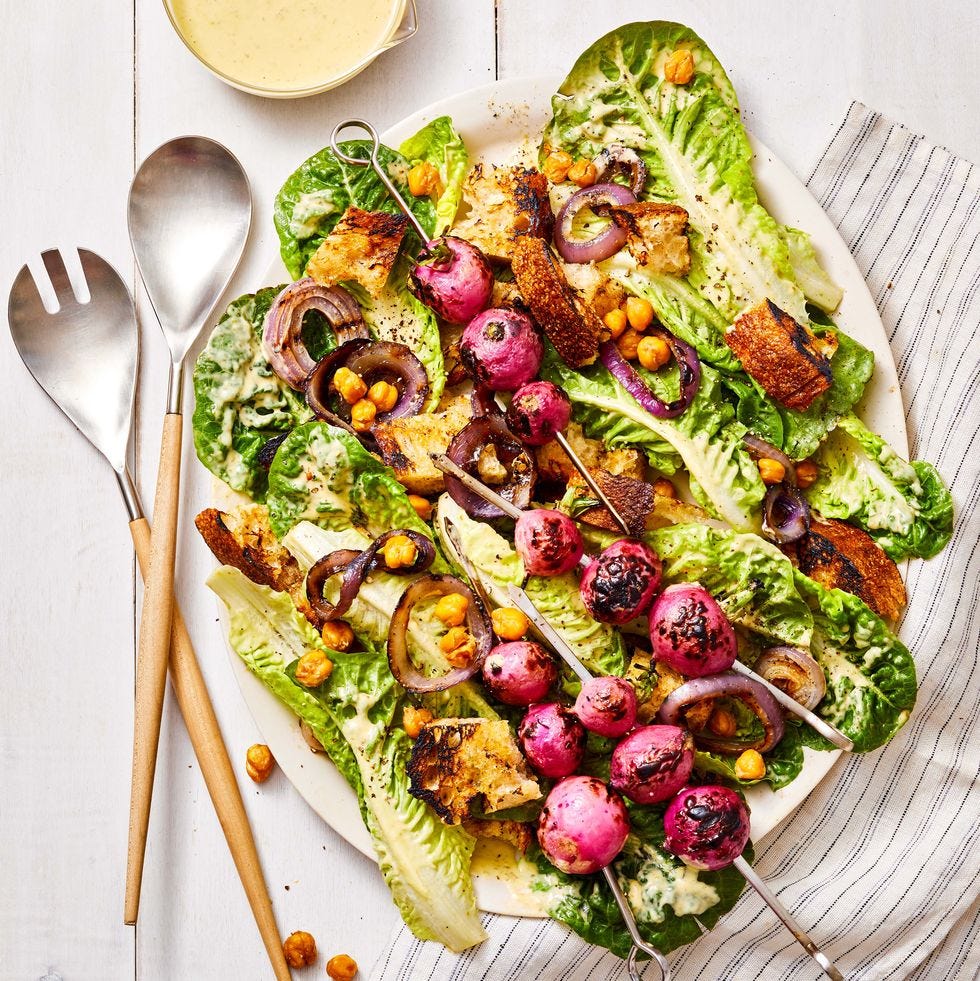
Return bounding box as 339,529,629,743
438,457,852,750
509,584,845,981
552,430,632,535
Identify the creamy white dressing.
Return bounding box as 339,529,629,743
169,0,401,92
289,190,337,239
287,430,355,523
624,847,720,923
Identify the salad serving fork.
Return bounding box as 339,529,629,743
7,248,291,981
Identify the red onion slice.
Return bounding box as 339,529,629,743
306,530,436,623
592,145,648,197
263,280,369,389
599,331,701,419
762,483,811,544
755,646,826,710
554,183,636,264
742,433,797,486
305,339,429,428
657,671,785,754
388,574,492,692
444,416,537,520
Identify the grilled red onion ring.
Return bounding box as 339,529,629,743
741,433,797,486
263,279,369,389
592,145,648,197
554,183,636,263
657,671,785,754
388,574,492,692
470,383,503,419
600,330,701,419
306,530,436,622
444,416,536,520
762,483,811,544
755,646,826,710
306,339,429,426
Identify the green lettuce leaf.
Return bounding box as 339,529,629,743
695,721,814,792
208,566,486,951
266,421,434,540
796,572,916,752
779,226,843,313
807,413,954,559
191,288,311,501
542,345,765,530
543,21,808,325
434,495,627,676
274,140,435,279
533,804,749,958
399,116,469,236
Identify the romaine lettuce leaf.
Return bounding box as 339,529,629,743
399,116,469,237
274,140,435,279
541,345,765,530
208,566,486,951
796,572,916,752
266,421,434,540
779,226,843,313
191,288,311,501
533,803,749,958
807,413,954,559
434,495,627,677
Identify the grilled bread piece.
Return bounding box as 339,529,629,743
511,236,605,367
599,201,691,275
561,261,627,319
453,164,553,261
625,651,686,724
789,516,906,621
725,300,833,410
461,818,533,854
373,399,472,494
535,421,645,484
305,206,407,298
407,718,542,825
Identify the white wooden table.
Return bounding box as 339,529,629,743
2,2,978,978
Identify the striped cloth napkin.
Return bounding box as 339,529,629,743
369,102,980,981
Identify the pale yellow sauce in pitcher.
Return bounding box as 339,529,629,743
169,0,401,92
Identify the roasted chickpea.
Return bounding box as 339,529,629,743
367,380,399,413
381,534,418,570
407,161,441,198
439,626,476,667
568,159,598,188
637,335,671,371
434,593,469,627
795,459,819,488
758,458,786,485
245,743,274,783
625,296,655,332
326,954,359,980
295,649,333,688
282,931,317,968
408,494,433,521
664,48,695,85
542,148,574,183
734,749,766,781
616,328,643,361
350,398,377,433
403,705,433,739
333,366,367,405
321,620,355,652
603,308,629,340
652,478,676,499
708,707,737,738
491,606,530,641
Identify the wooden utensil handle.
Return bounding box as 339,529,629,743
128,516,292,981
125,411,183,924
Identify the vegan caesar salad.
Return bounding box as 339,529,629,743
190,21,952,963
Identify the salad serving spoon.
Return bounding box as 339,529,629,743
434,453,853,751
507,584,846,981
7,248,290,981
126,136,251,922
330,117,633,536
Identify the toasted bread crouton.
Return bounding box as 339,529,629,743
599,202,691,275
625,651,686,724
561,261,627,319
462,819,533,853
725,301,832,410
789,517,906,620
453,164,553,261
511,236,604,367
373,400,472,494
407,719,542,825
305,206,407,298
535,422,645,484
